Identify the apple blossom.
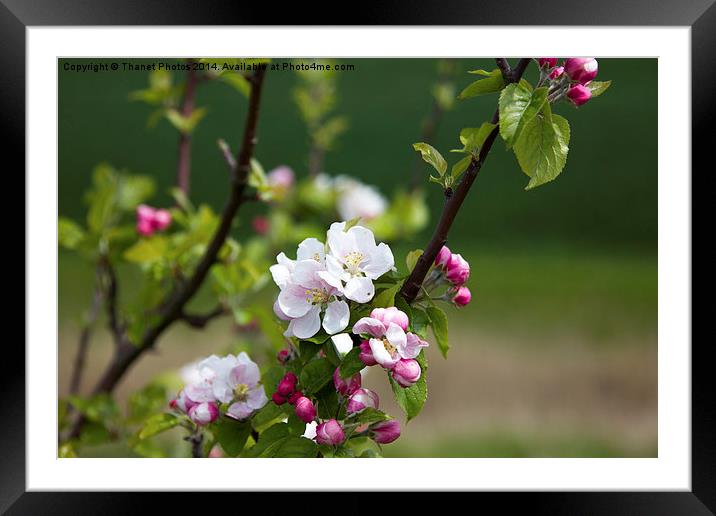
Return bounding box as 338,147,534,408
567,84,592,106
391,358,422,387
303,421,318,440
188,401,219,425
452,286,472,307
333,367,362,396
315,419,346,446
353,310,428,369
267,165,295,191
359,340,377,366
435,245,451,268
335,177,388,222
370,307,409,331
136,204,172,236
549,66,564,80
564,58,598,85
325,222,395,303
346,388,380,414
170,389,197,413
371,419,401,444
446,253,470,286
294,396,317,423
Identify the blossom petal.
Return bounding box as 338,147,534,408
212,377,234,404
362,242,395,280
227,401,253,420
229,362,260,388
317,270,343,292
247,385,268,410
297,237,326,263
352,317,386,338
184,382,214,403
344,276,375,303
330,333,354,357
288,305,322,339
401,332,430,359
273,299,291,321
327,221,352,263
278,283,313,318
369,338,399,369
385,322,407,353
269,264,291,289
348,225,377,254
322,299,350,335
292,259,324,289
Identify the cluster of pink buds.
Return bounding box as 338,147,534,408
272,372,317,424
352,306,428,388
538,57,599,107
434,246,472,307
136,204,172,237
276,347,296,364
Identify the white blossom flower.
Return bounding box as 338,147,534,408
325,222,395,303
277,259,350,339
334,176,387,222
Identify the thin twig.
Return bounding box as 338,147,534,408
69,268,103,395
64,67,269,441
176,60,199,195
400,58,531,304
179,305,227,328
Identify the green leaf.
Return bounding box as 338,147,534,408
251,402,288,433
275,437,319,458
458,69,505,99
457,123,497,153
213,418,252,456
451,155,472,181
339,346,364,379
513,103,571,190
346,407,390,426
299,358,335,394
58,217,85,249
372,284,401,309
138,413,180,440
322,339,341,367
409,306,431,339
499,82,549,149
426,305,449,358
165,107,208,134
412,142,447,176
69,393,119,424
219,72,251,97
300,330,331,345
314,383,339,420
394,294,413,325
405,249,423,274
245,423,290,457
123,236,168,264
586,80,611,97
127,382,168,423
390,351,428,421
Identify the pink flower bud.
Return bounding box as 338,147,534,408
549,66,564,80
252,216,270,235
294,396,317,423
567,84,592,106
277,377,295,397
391,358,421,387
136,218,154,237
208,445,225,458
564,58,598,85
346,388,380,414
435,245,451,268
172,389,197,413
538,58,558,68
272,392,287,405
315,419,345,446
370,306,409,331
333,367,362,396
284,372,298,384
371,419,401,444
359,340,377,366
267,166,295,189
452,286,472,307
277,349,291,364
153,209,172,231
288,390,304,405
446,253,470,286
188,401,219,425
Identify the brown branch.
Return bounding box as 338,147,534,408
63,66,268,441
495,58,513,83
69,269,103,395
400,58,531,304
179,305,227,328
176,60,199,195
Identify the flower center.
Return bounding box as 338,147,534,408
344,251,364,273
383,338,397,356
313,253,321,262
305,288,329,305
234,383,249,401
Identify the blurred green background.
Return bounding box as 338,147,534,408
59,58,657,457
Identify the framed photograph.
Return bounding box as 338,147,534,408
7,0,713,511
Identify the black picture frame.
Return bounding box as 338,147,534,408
4,0,713,512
